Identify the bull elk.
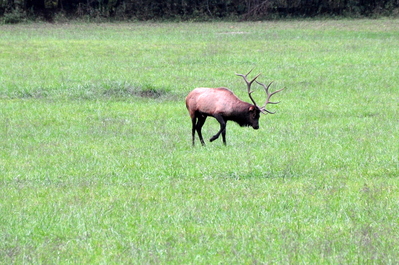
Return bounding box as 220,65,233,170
185,70,284,146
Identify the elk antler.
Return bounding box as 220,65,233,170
236,69,261,107
256,81,284,114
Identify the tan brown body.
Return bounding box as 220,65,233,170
185,87,261,146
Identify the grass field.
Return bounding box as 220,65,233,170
1,19,399,264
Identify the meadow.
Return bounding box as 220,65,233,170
1,19,398,264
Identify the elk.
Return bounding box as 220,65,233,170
185,70,284,146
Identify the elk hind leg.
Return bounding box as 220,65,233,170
194,115,206,146
191,117,196,146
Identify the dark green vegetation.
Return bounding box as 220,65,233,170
1,0,399,23
1,20,399,263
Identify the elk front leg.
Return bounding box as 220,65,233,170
221,124,226,145
210,115,226,145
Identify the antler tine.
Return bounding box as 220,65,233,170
244,68,253,77
256,81,285,114
236,70,261,107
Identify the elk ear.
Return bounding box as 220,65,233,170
249,106,255,112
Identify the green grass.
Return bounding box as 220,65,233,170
1,19,399,264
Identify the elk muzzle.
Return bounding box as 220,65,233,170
252,121,259,130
